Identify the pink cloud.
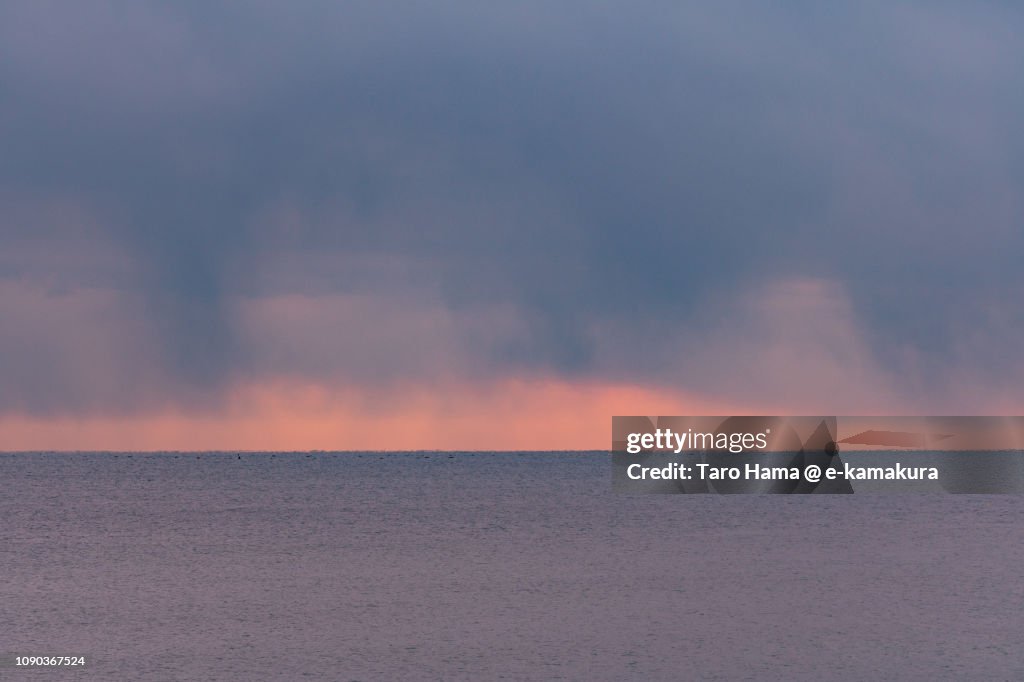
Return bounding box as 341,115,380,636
0,377,741,451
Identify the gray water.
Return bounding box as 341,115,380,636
2,452,1022,680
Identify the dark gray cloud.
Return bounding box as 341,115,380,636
1,1,1023,413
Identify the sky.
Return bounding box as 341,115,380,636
1,1,1023,449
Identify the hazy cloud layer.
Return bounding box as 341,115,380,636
2,1,1023,415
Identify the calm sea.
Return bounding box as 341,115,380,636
2,452,1022,680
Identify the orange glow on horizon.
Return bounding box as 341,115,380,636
0,379,746,451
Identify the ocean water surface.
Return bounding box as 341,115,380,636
2,452,1022,680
